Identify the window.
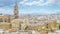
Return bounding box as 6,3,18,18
19,21,23,24
0,18,3,22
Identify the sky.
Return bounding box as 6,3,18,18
0,0,60,15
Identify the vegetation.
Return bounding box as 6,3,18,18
59,24,60,29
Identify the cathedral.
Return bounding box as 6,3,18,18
0,3,19,29
0,3,29,30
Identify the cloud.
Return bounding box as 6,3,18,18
18,9,60,15
19,0,45,6
55,0,60,6
19,0,60,6
19,10,34,14
0,8,13,15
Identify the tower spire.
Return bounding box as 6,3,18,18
14,2,19,19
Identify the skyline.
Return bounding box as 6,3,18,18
0,0,60,15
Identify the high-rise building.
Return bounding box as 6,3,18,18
14,3,19,19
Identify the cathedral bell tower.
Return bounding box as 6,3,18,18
14,3,19,19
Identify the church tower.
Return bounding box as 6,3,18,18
14,3,19,19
